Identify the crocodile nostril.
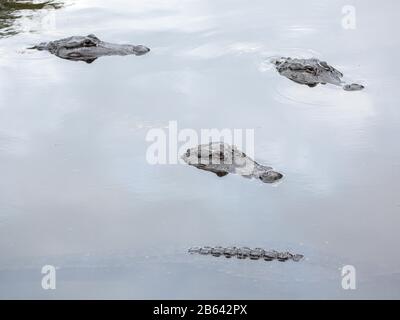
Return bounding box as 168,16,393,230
133,45,150,56
275,173,283,180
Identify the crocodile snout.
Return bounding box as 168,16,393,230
259,170,283,183
133,45,150,55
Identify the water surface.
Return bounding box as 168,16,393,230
0,0,399,299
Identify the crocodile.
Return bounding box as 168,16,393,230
181,142,283,183
272,57,364,91
188,246,304,262
29,34,150,63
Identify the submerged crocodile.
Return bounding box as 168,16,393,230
272,57,364,91
189,246,304,262
29,34,150,63
181,142,283,183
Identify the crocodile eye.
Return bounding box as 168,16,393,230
83,39,95,47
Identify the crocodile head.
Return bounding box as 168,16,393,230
272,57,345,87
182,142,283,183
31,34,150,63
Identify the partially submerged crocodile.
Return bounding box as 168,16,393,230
272,57,364,91
181,142,283,183
29,34,150,63
189,246,304,262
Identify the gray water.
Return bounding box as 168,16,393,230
0,0,399,299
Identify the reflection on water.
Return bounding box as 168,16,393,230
0,0,63,37
0,0,400,299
